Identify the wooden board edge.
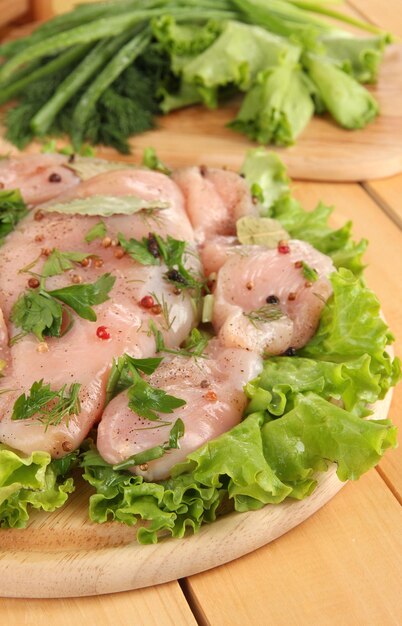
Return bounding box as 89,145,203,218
0,390,393,598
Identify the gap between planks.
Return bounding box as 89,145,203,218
179,578,210,626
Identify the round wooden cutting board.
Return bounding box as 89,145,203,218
0,392,393,598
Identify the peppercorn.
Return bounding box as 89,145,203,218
166,269,186,284
96,326,111,340
140,295,155,309
48,172,62,183
283,347,296,357
28,277,40,288
147,233,160,258
278,240,290,254
266,295,279,304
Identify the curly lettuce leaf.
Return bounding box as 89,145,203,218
246,354,388,418
240,147,290,211
301,269,401,394
152,15,222,58
229,63,314,146
240,149,367,273
304,53,379,128
0,445,76,528
261,393,397,483
320,34,388,84
181,21,300,107
82,387,397,543
271,195,367,274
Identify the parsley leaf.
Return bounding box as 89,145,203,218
127,379,186,421
84,220,107,243
301,261,319,282
106,354,163,405
118,232,159,266
142,147,171,176
42,249,91,278
0,189,28,244
11,379,81,429
48,273,116,321
112,417,185,471
10,290,63,341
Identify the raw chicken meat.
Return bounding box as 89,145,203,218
0,169,200,456
97,340,263,481
173,166,257,242
212,240,334,355
0,154,80,206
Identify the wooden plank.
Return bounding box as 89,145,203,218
185,470,402,626
348,0,402,38
0,0,28,28
0,582,197,626
363,175,402,229
291,181,402,499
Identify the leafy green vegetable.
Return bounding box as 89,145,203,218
127,379,186,422
149,323,209,359
81,389,396,543
48,273,115,322
320,33,388,84
0,2,390,151
0,445,75,528
236,215,289,247
84,220,107,243
301,261,318,282
304,53,379,129
301,269,401,397
10,289,63,341
11,274,115,340
43,195,169,217
180,21,300,107
112,418,185,471
229,63,314,145
240,148,290,210
106,354,163,405
42,249,91,278
11,380,81,429
142,147,171,175
0,189,28,244
118,233,160,266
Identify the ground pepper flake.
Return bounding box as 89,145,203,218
294,260,303,268
34,210,44,221
96,326,111,340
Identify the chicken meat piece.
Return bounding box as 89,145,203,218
173,165,257,242
97,340,263,481
212,240,335,355
0,169,200,457
0,154,80,206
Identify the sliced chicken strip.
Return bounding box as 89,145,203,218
97,340,263,481
0,154,80,206
173,166,257,242
213,240,334,355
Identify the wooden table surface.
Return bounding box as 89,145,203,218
1,1,401,624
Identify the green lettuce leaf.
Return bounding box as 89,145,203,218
271,195,367,274
229,63,314,145
152,15,221,57
181,21,300,108
301,269,401,395
304,53,379,128
0,445,75,528
240,147,290,210
320,34,388,84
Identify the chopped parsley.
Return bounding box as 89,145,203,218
84,220,107,243
0,189,28,244
301,261,319,282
